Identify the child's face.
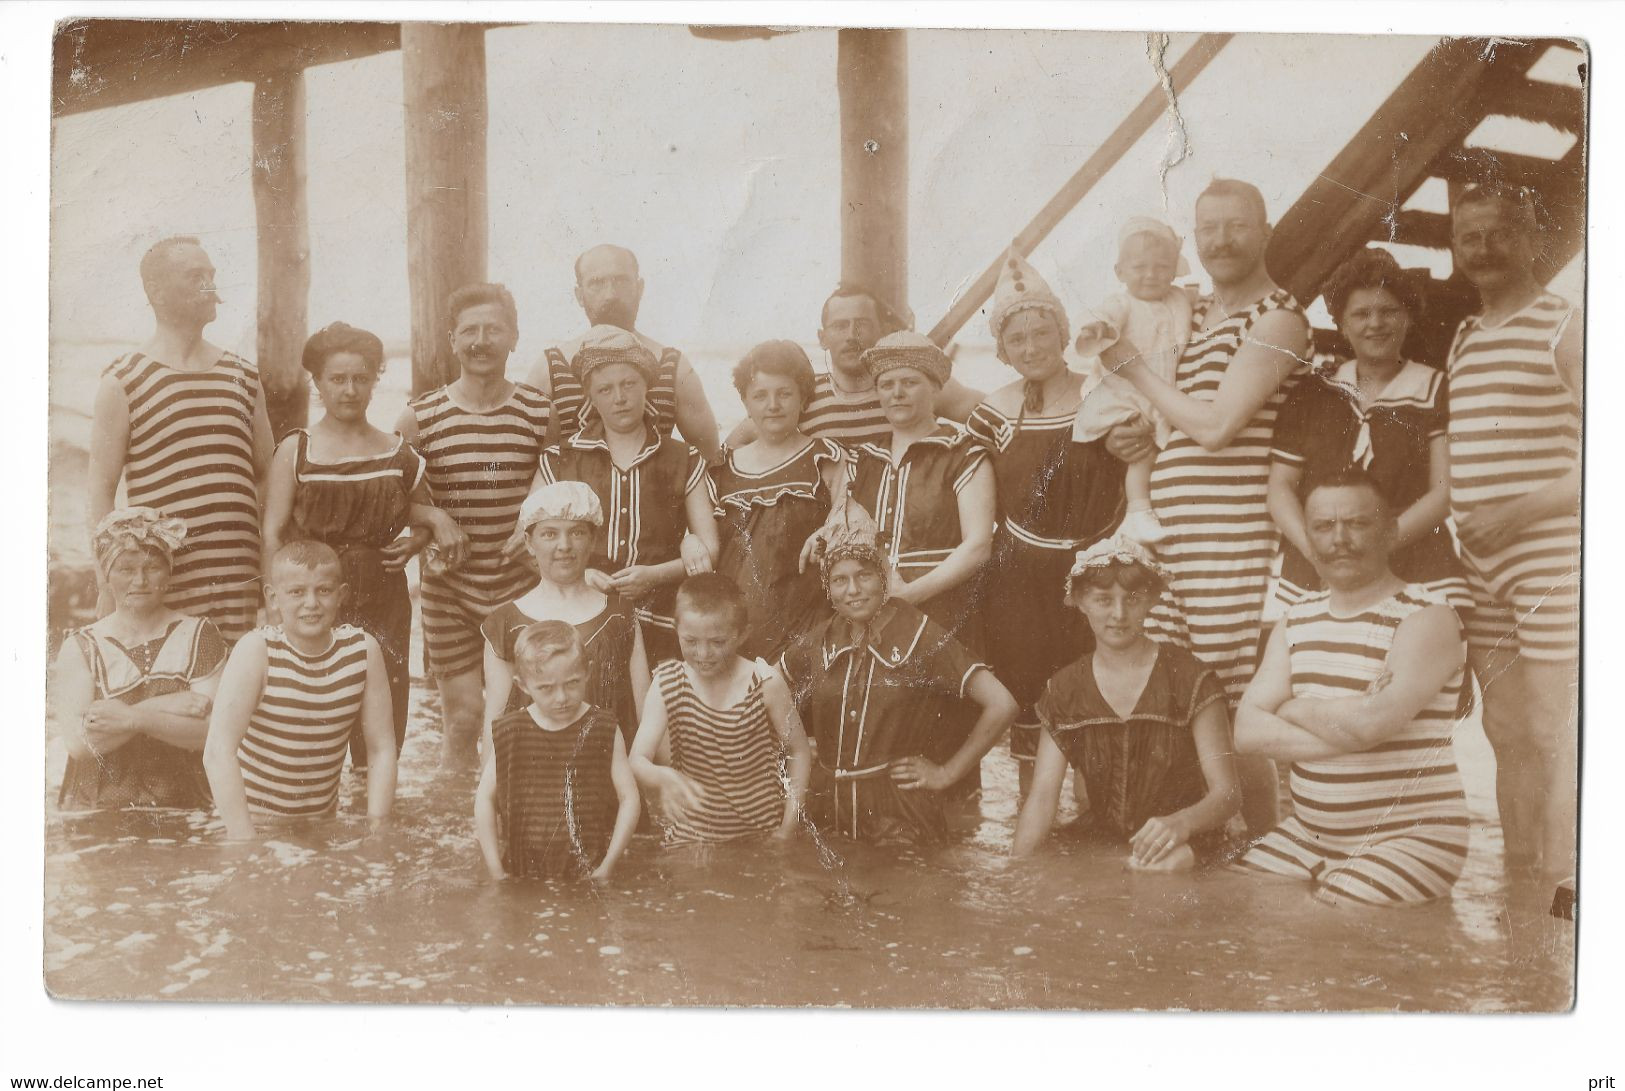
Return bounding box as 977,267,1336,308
268,561,346,642
1115,234,1181,302
586,362,649,435
517,651,589,722
528,518,594,584
1072,579,1155,652
676,607,744,677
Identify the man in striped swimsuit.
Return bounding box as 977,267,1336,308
526,244,722,463
726,285,985,451
396,285,552,771
1446,183,1581,901
1235,468,1470,906
87,237,273,641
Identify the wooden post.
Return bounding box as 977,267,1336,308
402,23,489,395
837,29,909,325
251,67,311,440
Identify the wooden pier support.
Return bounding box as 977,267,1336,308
837,29,909,325
251,67,311,440
402,23,490,395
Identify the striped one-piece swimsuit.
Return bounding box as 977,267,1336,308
1446,292,1580,663
1149,289,1307,702
238,625,371,817
799,371,891,449
106,351,262,641
1237,587,1469,904
543,343,679,440
654,658,787,844
409,383,551,677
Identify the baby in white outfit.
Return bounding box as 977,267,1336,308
1072,217,1194,546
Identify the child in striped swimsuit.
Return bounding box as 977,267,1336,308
474,621,641,881
629,574,811,845
204,542,397,840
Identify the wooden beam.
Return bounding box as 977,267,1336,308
927,33,1232,347
402,24,489,395
837,29,909,325
251,68,310,441
53,19,402,117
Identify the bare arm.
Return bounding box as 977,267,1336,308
673,358,722,464
683,473,721,563
1157,700,1241,838
761,669,812,836
1234,624,1345,761
1277,605,1464,752
51,638,100,762
358,636,397,825
391,406,420,446
936,377,988,424
86,375,129,536
481,642,513,757
627,625,652,724
261,438,299,575
892,460,994,606
892,667,1017,791
108,665,222,751
593,729,642,880
473,755,506,879
725,419,757,448
203,632,269,840
250,388,275,483
1010,727,1068,856
1266,461,1311,561
1393,433,1451,550
628,675,703,820
1107,308,1309,451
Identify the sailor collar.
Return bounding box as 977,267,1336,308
566,421,664,468
853,422,966,463
818,601,931,671
1327,358,1439,410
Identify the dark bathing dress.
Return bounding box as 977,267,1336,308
57,616,226,810
710,438,841,662
480,592,641,738
965,401,1127,760
490,704,620,880
779,601,988,844
287,431,425,765
1035,642,1229,863
847,425,990,773
1270,359,1470,610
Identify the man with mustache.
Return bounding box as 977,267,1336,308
1100,178,1311,835
728,284,984,450
1444,182,1581,908
1234,468,1471,906
87,236,272,642
528,244,721,464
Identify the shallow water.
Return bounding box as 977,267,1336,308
43,681,1574,1010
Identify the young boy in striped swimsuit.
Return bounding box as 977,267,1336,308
474,621,640,881
204,542,397,840
628,574,811,845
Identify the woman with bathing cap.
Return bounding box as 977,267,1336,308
712,340,846,661
53,508,227,810
778,505,1017,844
1011,536,1239,870
826,330,994,785
965,251,1136,793
539,326,719,666
481,480,650,748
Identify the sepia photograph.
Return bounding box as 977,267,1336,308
13,0,1609,1071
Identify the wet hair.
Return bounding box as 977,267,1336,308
1322,248,1425,328
138,235,202,297
574,244,640,284
732,340,816,407
1197,178,1269,226
1069,559,1166,599
446,283,519,333
512,620,586,677
301,321,385,378
1300,464,1393,515
269,540,343,577
675,573,749,631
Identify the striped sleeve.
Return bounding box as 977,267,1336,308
537,445,562,486
683,446,709,496
950,436,989,494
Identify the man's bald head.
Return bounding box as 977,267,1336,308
573,245,643,330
